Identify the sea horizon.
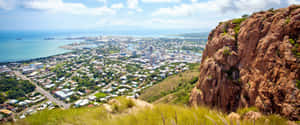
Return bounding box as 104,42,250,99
0,29,208,63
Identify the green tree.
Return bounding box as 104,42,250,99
0,94,5,104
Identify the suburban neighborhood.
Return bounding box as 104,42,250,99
0,36,205,121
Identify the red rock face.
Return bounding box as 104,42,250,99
190,5,300,120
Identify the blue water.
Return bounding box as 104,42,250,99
0,31,79,62
0,29,203,63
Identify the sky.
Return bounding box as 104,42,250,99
0,0,299,31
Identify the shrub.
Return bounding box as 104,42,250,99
112,103,121,113
285,17,291,25
223,23,228,33
248,82,251,88
237,78,241,83
232,18,247,24
207,75,212,80
296,52,300,58
232,18,246,39
289,38,295,45
291,47,297,55
125,98,135,108
221,32,227,36
0,94,4,104
111,97,136,113
223,47,231,56
295,43,299,48
95,92,107,99
234,25,241,34
296,80,300,89
268,8,274,12
189,77,199,84
242,14,249,18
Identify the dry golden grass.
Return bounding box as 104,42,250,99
139,67,200,103
5,101,291,125
154,92,178,104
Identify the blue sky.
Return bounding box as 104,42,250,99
0,0,299,31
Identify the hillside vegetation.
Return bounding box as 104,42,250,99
139,63,200,104
3,97,293,125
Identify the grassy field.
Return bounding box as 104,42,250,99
139,63,200,104
3,97,292,125
103,105,290,125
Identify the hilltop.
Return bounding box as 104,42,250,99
2,97,294,125
190,5,300,120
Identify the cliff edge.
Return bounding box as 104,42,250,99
190,5,300,120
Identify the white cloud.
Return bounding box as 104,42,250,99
149,0,299,30
97,0,107,5
136,8,143,12
1,0,299,30
96,17,215,29
25,0,116,15
127,0,143,12
128,11,135,15
111,3,124,9
0,0,16,10
0,0,116,15
152,3,218,17
215,0,297,13
152,0,298,17
287,0,300,5
148,18,215,29
97,18,134,26
22,0,74,10
97,0,106,3
142,0,181,3
127,0,138,9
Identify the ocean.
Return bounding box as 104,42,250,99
0,29,203,63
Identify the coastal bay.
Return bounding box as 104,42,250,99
0,30,206,63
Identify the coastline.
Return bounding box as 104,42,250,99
0,50,75,65
0,32,208,65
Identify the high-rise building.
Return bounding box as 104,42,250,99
149,46,153,54
132,51,137,57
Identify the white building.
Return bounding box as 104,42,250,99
55,89,74,100
74,99,89,107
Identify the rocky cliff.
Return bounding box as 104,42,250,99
190,5,300,120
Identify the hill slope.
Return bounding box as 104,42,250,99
3,97,293,125
139,63,200,104
190,5,300,120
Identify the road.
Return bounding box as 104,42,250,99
13,71,71,109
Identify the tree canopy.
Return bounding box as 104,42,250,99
0,75,35,102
